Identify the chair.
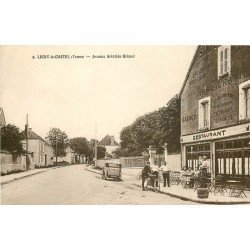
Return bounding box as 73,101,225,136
214,175,227,196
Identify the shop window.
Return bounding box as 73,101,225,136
198,97,210,130
226,141,233,149
239,80,250,120
218,45,231,78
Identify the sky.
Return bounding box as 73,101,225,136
0,45,196,142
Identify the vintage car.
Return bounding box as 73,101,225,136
102,163,122,181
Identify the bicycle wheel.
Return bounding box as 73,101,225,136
136,171,142,180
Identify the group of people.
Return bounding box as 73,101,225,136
141,160,171,191
181,156,210,188
141,156,210,191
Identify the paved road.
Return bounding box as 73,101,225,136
1,165,193,205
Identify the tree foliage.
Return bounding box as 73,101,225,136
69,137,89,156
119,94,180,156
97,146,106,159
0,124,24,156
46,128,68,157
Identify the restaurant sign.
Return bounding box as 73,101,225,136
181,123,250,144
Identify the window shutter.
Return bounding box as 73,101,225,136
227,46,231,73
218,46,222,78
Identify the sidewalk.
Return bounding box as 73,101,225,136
1,169,48,185
116,166,250,204
82,165,250,204
1,165,67,186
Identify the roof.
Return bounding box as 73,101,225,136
98,135,119,146
179,45,220,97
179,46,199,96
21,129,47,144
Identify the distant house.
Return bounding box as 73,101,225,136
57,146,76,164
98,135,119,155
21,128,54,168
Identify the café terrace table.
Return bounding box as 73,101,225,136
225,180,247,198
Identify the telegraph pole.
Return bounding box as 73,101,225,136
25,114,29,171
55,135,58,166
94,122,97,167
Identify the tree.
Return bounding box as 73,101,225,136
118,94,181,156
46,128,68,165
0,124,24,159
97,146,106,159
69,137,89,163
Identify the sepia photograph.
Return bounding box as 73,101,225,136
1,45,250,205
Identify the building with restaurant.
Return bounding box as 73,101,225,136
180,45,250,179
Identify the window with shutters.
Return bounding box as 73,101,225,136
239,81,250,121
218,45,231,78
198,97,211,130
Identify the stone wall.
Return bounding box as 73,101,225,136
165,153,181,172
1,164,26,174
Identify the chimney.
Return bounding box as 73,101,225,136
111,136,115,146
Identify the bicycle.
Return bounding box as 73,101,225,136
145,173,161,192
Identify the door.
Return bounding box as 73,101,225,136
186,143,211,171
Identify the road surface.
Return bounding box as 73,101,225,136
1,165,194,205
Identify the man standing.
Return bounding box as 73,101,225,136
160,161,171,187
151,160,159,187
142,161,151,191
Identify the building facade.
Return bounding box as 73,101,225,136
57,146,76,164
180,45,250,179
21,128,54,168
98,135,119,155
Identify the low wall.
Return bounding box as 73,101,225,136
121,156,147,168
96,158,121,169
96,156,147,168
1,164,26,174
95,154,181,171
0,151,13,165
166,153,181,172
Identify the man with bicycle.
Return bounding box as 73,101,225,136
142,161,151,191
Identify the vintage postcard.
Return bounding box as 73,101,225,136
1,45,250,205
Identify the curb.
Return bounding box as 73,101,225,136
84,168,102,175
1,170,47,186
132,183,250,205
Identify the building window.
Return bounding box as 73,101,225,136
198,97,210,130
239,80,250,120
218,45,231,77
245,87,250,118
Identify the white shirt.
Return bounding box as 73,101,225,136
151,164,159,172
160,164,171,172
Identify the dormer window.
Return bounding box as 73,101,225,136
218,45,231,78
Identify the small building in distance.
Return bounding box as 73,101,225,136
56,146,77,164
98,135,119,155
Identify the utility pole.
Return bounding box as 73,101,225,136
94,122,97,167
55,135,58,166
25,114,29,171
